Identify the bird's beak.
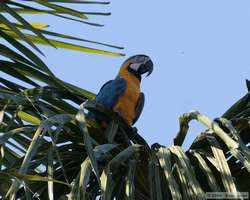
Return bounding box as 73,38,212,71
138,59,154,77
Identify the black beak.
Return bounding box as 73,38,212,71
138,59,154,77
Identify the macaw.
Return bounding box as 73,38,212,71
91,54,153,126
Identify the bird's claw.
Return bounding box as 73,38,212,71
132,127,138,133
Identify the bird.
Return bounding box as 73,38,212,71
90,54,153,126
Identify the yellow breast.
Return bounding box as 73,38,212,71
113,69,140,125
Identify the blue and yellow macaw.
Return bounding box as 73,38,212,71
93,54,153,126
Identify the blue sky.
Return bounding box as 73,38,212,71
2,0,250,148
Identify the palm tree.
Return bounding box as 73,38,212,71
0,1,249,199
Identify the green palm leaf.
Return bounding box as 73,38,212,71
0,0,124,56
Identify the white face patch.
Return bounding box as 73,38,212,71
129,63,141,72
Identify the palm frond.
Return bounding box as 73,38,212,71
0,79,249,199
0,0,124,56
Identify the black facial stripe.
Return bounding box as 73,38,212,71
127,66,142,82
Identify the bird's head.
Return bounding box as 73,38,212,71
120,54,154,81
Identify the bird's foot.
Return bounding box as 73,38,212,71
132,127,138,134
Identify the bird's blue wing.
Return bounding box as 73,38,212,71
132,92,145,125
96,76,127,109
